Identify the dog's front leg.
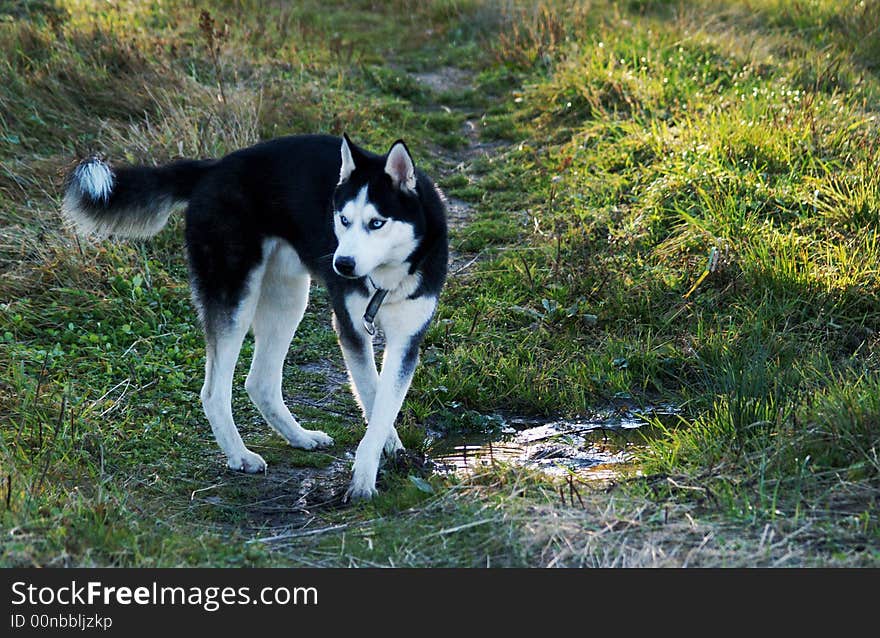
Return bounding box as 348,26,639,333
335,293,403,455
345,298,435,501
345,335,418,501
339,336,406,455
337,332,379,421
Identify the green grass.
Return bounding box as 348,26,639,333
1,0,878,567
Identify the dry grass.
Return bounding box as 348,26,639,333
256,467,875,567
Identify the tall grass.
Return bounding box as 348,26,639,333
412,0,880,550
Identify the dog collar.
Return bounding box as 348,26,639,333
363,288,388,336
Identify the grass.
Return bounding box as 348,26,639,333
1,0,878,567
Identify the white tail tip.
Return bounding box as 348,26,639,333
72,159,114,203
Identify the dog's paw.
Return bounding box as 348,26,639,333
305,429,334,448
344,468,378,502
288,428,334,450
227,450,267,474
344,481,378,503
383,430,405,456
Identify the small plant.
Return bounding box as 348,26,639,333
511,296,597,328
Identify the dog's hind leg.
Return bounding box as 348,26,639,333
245,243,333,450
199,274,266,473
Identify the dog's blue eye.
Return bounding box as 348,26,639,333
339,214,350,227
368,219,386,230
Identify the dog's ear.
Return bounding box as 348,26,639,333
339,133,357,184
385,140,416,192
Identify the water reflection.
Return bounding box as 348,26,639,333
428,405,677,482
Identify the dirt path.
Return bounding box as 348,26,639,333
410,67,500,270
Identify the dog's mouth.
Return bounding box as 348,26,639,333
332,266,362,280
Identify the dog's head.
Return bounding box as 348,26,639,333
331,134,425,284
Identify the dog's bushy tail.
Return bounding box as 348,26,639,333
61,157,217,238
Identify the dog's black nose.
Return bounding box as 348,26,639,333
334,256,356,277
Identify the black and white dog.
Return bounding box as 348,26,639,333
62,134,448,501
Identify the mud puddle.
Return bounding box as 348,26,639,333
428,405,678,483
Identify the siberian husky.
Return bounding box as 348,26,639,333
61,134,448,501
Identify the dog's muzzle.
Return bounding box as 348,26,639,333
333,255,357,278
